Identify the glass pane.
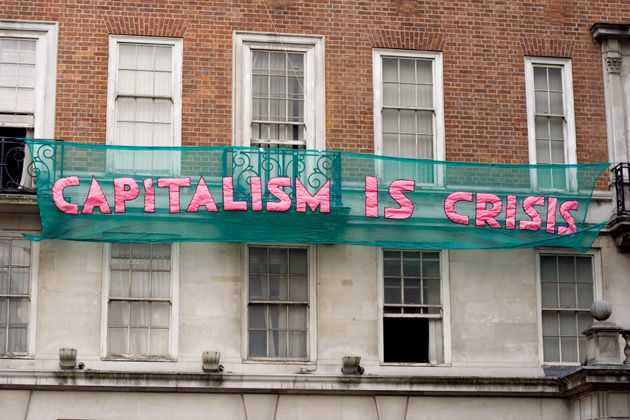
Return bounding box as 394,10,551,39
9,268,29,294
557,257,575,283
108,301,129,326
540,256,557,282
8,298,28,324
382,58,398,82
416,60,432,83
577,312,592,334
111,244,130,263
248,305,266,329
549,92,563,115
404,282,421,305
288,331,306,358
131,271,150,298
135,70,154,96
154,72,172,96
150,328,169,355
287,53,303,74
108,327,127,354
151,302,170,328
416,84,432,108
8,327,27,352
577,284,593,309
422,259,440,278
423,286,440,305
110,270,130,298
154,47,172,71
548,67,562,90
130,302,150,326
269,248,287,274
384,284,401,304
0,298,6,325
542,312,558,335
252,51,269,70
117,69,136,95
289,275,307,302
541,283,558,308
535,117,549,141
269,275,288,301
550,141,565,164
249,274,268,300
399,59,415,83
11,240,30,266
403,252,420,277
249,247,267,273
288,305,306,330
549,118,564,140
0,269,7,293
151,243,171,269
136,45,154,70
18,40,36,64
384,254,401,276
249,330,267,357
289,249,307,274
151,272,170,298
400,84,415,107
535,91,548,114
382,109,398,133
129,327,148,354
575,257,593,283
383,133,398,156
269,305,287,329
268,330,286,357
543,336,560,362
559,312,577,335
0,240,9,265
559,283,577,308
383,82,398,107
561,337,578,362
119,44,136,69
533,67,547,90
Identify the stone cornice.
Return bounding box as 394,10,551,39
590,23,630,41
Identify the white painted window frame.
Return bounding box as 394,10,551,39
376,248,451,366
106,35,183,147
240,243,318,363
372,49,445,161
233,32,326,150
100,243,180,361
524,57,576,166
0,20,57,137
0,232,39,358
535,248,602,366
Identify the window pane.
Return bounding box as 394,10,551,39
0,269,7,294
543,336,560,362
9,268,28,294
11,240,30,266
559,312,577,335
249,330,266,357
399,59,415,83
549,92,563,115
269,304,287,330
8,298,28,324
422,259,440,278
151,302,170,328
8,327,26,352
110,270,130,298
382,58,398,82
288,305,306,330
150,328,169,355
289,275,307,302
559,283,577,308
541,283,558,308
561,337,578,362
248,305,266,329
288,331,306,358
269,249,287,274
154,47,172,71
249,274,268,300
108,301,129,326
129,327,148,354
400,85,415,108
151,271,170,298
557,257,575,283
119,44,136,69
289,249,307,274
0,240,9,265
535,91,548,114
416,85,432,108
131,271,150,298
404,280,421,304
130,302,150,326
542,312,558,335
549,118,564,140
577,284,593,309
533,67,547,90
269,275,288,301
577,312,592,334
383,82,398,107
268,330,287,357
575,257,593,283
384,283,401,304
403,252,420,277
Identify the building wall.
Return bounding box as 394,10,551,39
0,0,620,163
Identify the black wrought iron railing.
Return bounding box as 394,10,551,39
0,137,34,194
612,163,630,216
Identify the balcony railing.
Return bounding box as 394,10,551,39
0,137,35,194
612,163,630,216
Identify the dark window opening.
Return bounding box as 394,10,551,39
0,127,28,191
383,317,429,363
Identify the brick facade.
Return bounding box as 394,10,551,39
2,0,628,163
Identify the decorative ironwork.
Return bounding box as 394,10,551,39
0,137,34,194
612,163,630,216
29,139,64,194
226,147,342,207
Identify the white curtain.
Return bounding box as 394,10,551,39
428,318,443,364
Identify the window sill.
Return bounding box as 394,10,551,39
242,358,316,365
0,353,34,359
101,355,177,362
379,362,449,367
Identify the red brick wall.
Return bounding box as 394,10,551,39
2,0,629,164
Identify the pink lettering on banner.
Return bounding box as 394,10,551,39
444,191,473,225
82,177,112,215
558,200,579,235
385,180,415,220
365,176,378,218
144,178,155,213
250,177,263,212
52,176,80,215
266,177,292,212
546,197,558,234
114,177,140,213
475,193,502,228
519,196,545,231
296,179,330,213
158,177,191,214
222,177,247,211
186,177,218,213
505,195,517,230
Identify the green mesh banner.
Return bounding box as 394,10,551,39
26,140,608,250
